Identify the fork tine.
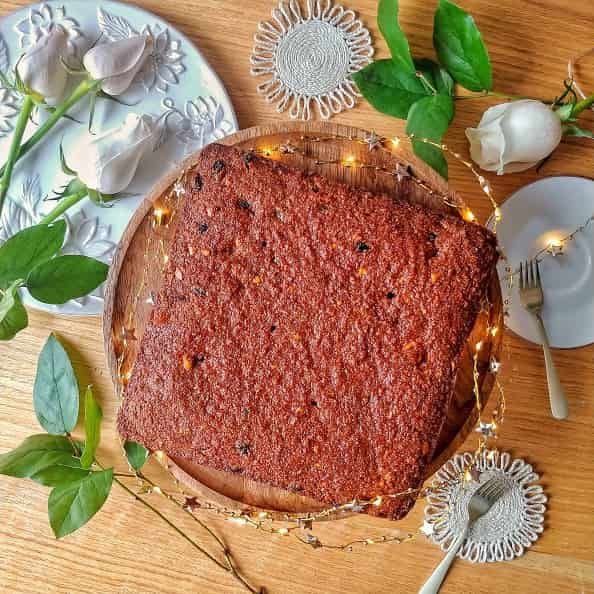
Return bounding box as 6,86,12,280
519,261,524,290
535,258,542,288
476,478,498,498
529,259,535,288
484,481,506,504
475,477,498,498
475,478,505,503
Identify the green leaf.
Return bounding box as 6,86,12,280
0,280,28,340
353,60,430,119
123,440,149,471
26,255,108,304
377,0,415,72
34,333,79,435
33,461,90,487
414,58,454,96
406,94,455,178
80,386,102,469
48,468,113,538
563,124,594,138
0,221,66,289
0,434,89,487
433,0,492,92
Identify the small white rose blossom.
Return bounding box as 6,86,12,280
465,100,563,175
69,113,156,195
83,35,152,96
17,25,69,105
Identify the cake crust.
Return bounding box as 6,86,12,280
117,143,498,519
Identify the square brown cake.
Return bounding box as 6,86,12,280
117,143,498,519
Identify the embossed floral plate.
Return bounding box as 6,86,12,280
0,0,237,315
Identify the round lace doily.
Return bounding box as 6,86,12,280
423,451,547,563
250,0,373,120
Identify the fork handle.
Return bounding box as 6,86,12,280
535,314,569,420
418,525,469,594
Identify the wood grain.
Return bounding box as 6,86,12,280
102,121,503,516
1,1,593,593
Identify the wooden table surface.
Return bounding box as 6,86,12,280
1,1,593,593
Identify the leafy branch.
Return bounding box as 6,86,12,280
353,0,492,178
0,334,263,594
0,223,108,341
354,0,594,177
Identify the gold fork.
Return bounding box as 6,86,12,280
519,259,569,420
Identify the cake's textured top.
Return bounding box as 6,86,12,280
118,143,498,519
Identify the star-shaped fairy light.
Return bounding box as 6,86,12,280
122,326,137,342
489,358,502,374
392,163,411,183
173,179,186,197
345,499,366,513
304,533,322,548
183,496,200,511
420,520,435,537
464,465,482,484
475,421,498,439
546,239,564,257
280,141,297,155
363,131,382,151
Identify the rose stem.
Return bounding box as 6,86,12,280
40,189,88,224
0,95,35,216
0,78,101,181
453,90,553,102
573,92,594,116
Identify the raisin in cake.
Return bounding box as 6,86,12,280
117,143,498,519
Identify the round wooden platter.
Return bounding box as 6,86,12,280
103,121,503,518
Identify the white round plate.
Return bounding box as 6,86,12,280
0,0,237,315
492,176,594,348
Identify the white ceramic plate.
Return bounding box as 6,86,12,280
0,0,237,315
491,176,594,348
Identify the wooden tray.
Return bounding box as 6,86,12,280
103,121,503,517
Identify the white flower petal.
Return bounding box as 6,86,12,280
16,26,69,100
69,113,155,194
466,100,562,175
499,101,562,167
84,35,152,96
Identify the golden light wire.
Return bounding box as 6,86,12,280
111,131,590,551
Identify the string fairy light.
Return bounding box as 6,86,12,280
110,129,588,554
546,237,564,257
111,131,509,551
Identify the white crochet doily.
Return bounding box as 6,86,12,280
423,451,547,563
250,0,373,120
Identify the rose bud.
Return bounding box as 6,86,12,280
68,113,156,195
83,35,152,96
465,100,563,175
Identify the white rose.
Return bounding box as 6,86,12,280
83,35,152,96
465,100,563,174
68,113,156,195
16,25,69,105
